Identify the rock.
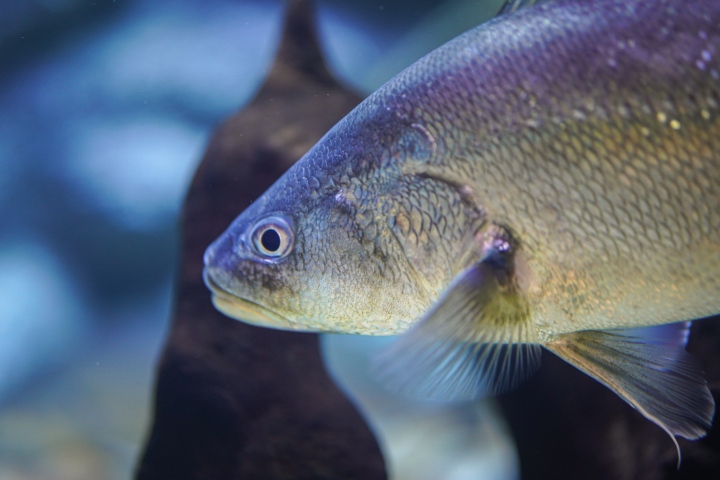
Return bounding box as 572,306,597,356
134,1,385,479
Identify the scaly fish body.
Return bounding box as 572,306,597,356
336,0,720,341
204,0,718,452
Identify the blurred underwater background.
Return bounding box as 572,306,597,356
0,0,514,479
1,0,719,479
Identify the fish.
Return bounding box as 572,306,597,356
203,0,718,457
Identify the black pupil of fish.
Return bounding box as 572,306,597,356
261,228,282,252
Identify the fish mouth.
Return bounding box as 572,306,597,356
203,269,294,330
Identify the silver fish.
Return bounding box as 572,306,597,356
203,0,718,456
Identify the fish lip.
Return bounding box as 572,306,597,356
202,268,295,330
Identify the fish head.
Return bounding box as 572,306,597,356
203,208,302,332
203,117,441,335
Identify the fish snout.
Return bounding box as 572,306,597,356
203,242,216,269
202,234,239,297
203,230,240,270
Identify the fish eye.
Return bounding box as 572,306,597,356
250,216,294,259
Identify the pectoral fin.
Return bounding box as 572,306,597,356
375,254,541,401
546,322,715,463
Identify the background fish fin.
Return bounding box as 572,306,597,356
546,322,715,460
497,0,550,16
374,261,541,401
